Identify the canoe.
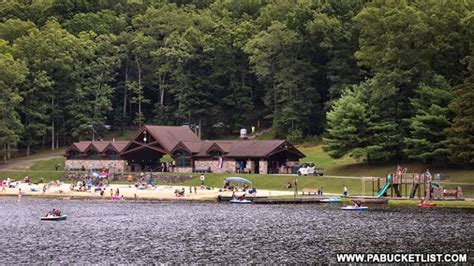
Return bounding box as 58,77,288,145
417,202,437,207
321,197,341,203
41,215,67,221
341,206,368,211
229,199,252,204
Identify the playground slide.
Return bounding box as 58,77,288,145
375,183,391,198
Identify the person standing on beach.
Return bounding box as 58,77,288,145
194,186,197,194
342,185,348,197
17,188,22,201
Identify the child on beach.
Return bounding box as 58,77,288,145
342,185,348,197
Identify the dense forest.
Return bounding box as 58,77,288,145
0,0,472,165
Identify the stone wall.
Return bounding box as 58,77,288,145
195,160,225,173
194,159,236,173
246,160,256,174
224,160,236,173
259,160,268,174
65,159,127,173
175,167,193,173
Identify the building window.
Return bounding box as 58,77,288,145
106,150,117,160
175,150,191,167
210,150,221,160
70,150,80,159
87,150,98,159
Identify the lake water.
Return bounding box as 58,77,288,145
1,198,473,264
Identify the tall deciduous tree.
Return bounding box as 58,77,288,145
15,19,84,149
68,33,121,139
0,41,27,161
245,21,317,138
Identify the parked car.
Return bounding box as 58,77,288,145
297,162,324,176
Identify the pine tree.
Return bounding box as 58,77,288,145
404,75,454,163
323,84,370,160
448,57,474,165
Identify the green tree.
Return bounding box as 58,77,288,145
244,21,317,138
0,19,36,44
14,19,85,149
63,10,128,35
0,41,28,162
323,84,370,160
448,57,474,165
68,33,121,139
404,76,454,163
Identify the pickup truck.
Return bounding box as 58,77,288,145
297,164,324,176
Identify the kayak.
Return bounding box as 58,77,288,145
321,197,341,203
229,199,252,204
417,202,437,207
341,206,368,211
41,215,67,221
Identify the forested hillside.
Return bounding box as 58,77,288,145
0,0,472,165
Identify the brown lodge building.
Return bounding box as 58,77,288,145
64,125,305,174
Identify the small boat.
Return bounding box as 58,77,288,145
321,197,341,203
41,215,67,221
341,206,369,211
417,202,437,207
111,195,123,201
229,198,252,204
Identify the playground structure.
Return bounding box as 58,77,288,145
363,166,463,200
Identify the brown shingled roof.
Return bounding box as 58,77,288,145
192,140,304,158
65,125,304,160
105,141,130,153
225,140,287,158
143,125,200,152
72,141,92,153
88,142,109,153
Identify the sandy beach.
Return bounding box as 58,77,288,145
0,182,296,201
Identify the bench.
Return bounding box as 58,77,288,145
301,188,318,195
194,167,211,173
444,186,463,199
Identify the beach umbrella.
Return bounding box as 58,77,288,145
224,176,252,184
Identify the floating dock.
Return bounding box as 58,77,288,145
252,197,327,204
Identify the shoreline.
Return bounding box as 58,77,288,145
1,182,473,208
0,182,295,202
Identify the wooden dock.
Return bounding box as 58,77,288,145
252,197,326,204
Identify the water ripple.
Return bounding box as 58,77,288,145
0,198,472,263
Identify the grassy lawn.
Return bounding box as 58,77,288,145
297,145,474,183
298,145,357,170
29,157,65,171
0,170,64,182
160,173,369,195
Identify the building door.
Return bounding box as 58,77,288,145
253,159,260,174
